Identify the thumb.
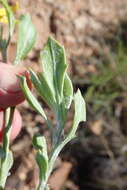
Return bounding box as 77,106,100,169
0,63,31,109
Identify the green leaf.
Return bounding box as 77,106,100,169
70,89,86,137
40,37,67,103
33,136,48,180
63,74,73,109
0,151,13,188
15,14,37,64
48,90,86,176
30,70,56,109
19,76,47,120
33,135,47,151
65,88,86,136
36,152,48,181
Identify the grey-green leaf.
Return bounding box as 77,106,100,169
48,90,86,176
56,90,86,154
0,151,13,188
30,70,56,109
71,89,86,136
33,135,47,151
36,152,48,181
33,136,48,180
40,37,67,103
15,14,37,64
63,73,73,109
19,75,47,120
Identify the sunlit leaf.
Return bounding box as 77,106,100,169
33,136,48,180
40,37,67,103
30,70,56,109
15,14,36,64
70,89,86,136
48,90,86,175
0,151,13,188
63,73,73,109
19,76,47,120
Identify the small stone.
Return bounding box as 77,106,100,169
74,15,87,30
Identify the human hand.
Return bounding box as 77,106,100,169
0,63,31,142
0,63,31,109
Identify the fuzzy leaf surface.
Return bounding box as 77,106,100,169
71,89,86,136
0,151,13,188
40,37,67,104
63,74,73,109
19,76,47,120
30,70,56,109
15,14,36,64
48,90,86,175
33,136,48,180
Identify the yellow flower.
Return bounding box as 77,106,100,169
0,2,19,24
0,7,7,24
0,15,8,23
0,8,6,17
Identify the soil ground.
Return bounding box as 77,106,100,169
2,0,127,189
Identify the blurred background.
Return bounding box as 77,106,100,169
5,0,127,189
